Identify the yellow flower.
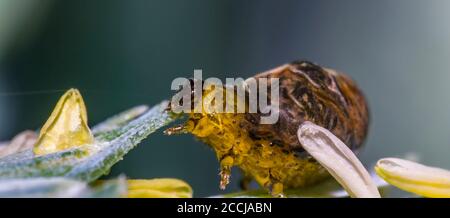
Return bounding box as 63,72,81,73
375,158,450,198
127,178,193,198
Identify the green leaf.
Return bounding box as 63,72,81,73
88,176,128,198
212,177,391,198
0,177,127,198
0,101,176,182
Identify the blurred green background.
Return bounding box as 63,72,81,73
1,0,450,197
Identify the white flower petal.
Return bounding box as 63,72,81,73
298,121,380,198
0,130,37,158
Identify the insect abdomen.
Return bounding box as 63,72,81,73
244,60,369,152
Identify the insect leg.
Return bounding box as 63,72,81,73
270,182,285,198
264,180,285,198
164,124,188,135
219,155,234,190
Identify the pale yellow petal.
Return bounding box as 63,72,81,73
33,89,94,156
375,158,450,198
298,121,380,198
127,178,193,198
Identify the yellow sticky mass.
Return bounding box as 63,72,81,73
33,89,94,156
127,179,193,198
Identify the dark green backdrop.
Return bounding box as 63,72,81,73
1,0,450,196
